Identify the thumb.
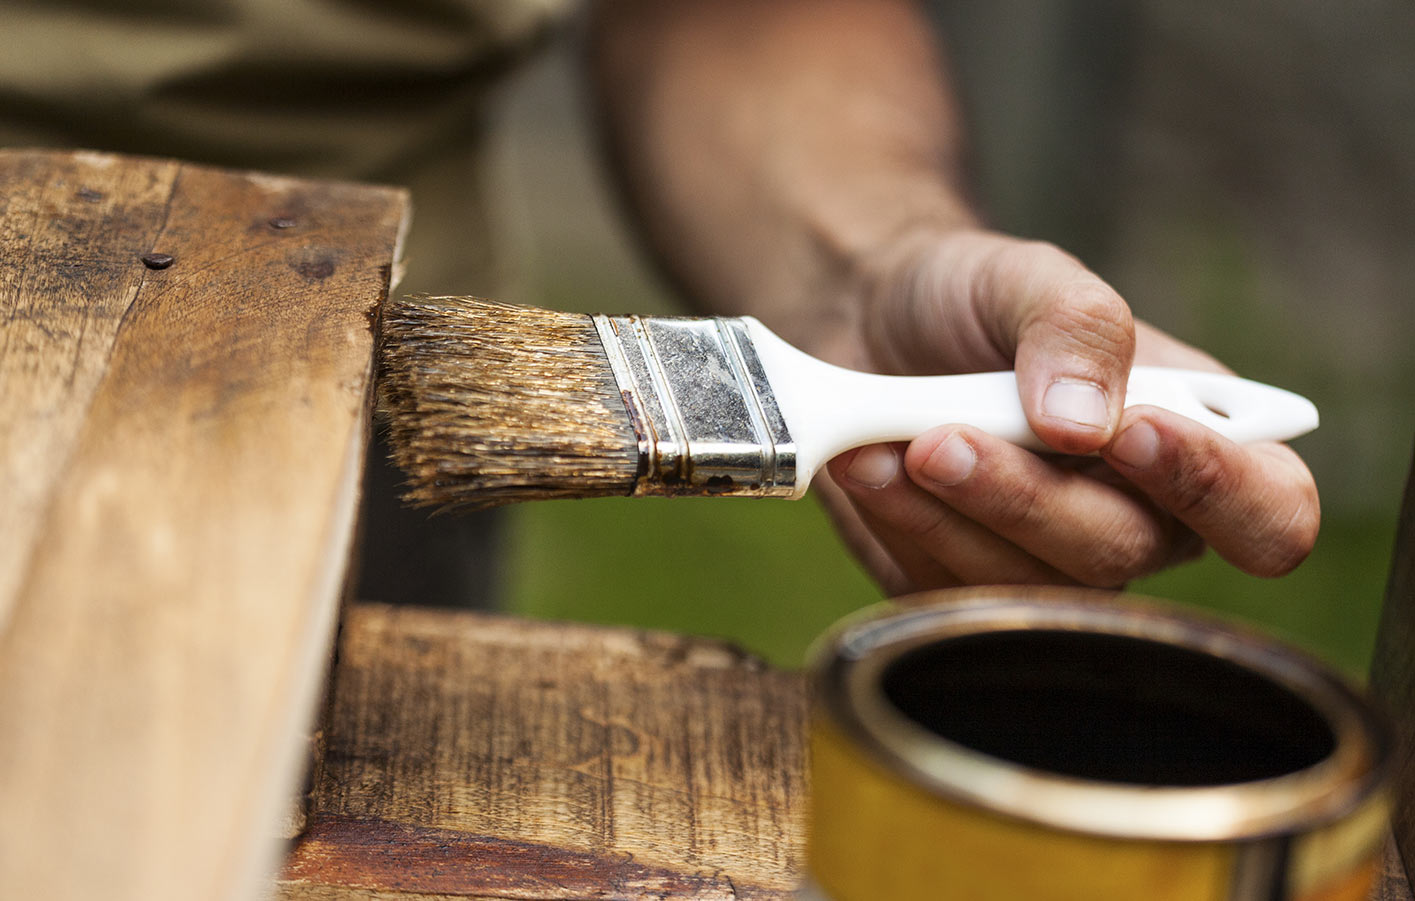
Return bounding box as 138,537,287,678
977,241,1135,454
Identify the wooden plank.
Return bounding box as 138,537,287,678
1371,438,1415,898
0,149,408,901
278,604,808,900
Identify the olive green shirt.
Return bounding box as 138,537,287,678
0,0,574,295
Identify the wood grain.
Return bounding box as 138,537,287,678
0,150,179,622
277,604,809,900
0,149,408,901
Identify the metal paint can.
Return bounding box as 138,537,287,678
803,589,1391,901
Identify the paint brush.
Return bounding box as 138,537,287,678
379,294,1319,512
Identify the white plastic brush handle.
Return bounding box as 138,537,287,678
742,318,1319,496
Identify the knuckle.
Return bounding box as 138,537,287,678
981,476,1050,536
1165,451,1232,520
976,239,1058,312
1059,276,1130,322
1001,238,1127,311
1039,285,1135,362
974,238,1136,373
1076,518,1164,588
889,496,959,544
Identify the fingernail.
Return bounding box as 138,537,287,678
1043,379,1109,430
843,444,899,489
921,432,976,487
1110,420,1160,469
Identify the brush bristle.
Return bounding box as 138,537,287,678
379,295,640,511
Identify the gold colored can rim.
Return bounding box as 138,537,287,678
813,588,1392,843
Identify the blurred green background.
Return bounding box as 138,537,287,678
477,4,1413,678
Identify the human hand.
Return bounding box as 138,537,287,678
817,228,1320,594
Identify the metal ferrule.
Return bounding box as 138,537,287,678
591,314,797,497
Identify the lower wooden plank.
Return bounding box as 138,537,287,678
278,604,809,900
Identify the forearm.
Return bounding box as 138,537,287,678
586,0,978,357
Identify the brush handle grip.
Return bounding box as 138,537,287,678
743,319,1319,494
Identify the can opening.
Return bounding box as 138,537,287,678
880,629,1336,786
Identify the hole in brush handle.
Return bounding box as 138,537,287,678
1126,368,1319,445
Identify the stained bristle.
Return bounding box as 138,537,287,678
379,295,639,511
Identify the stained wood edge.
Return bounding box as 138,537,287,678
207,165,411,901
258,399,376,858
271,174,412,845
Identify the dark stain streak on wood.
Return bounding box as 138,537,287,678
361,265,390,340
294,257,337,281
283,815,755,899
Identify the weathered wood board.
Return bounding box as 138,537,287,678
277,604,809,900
0,149,408,901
